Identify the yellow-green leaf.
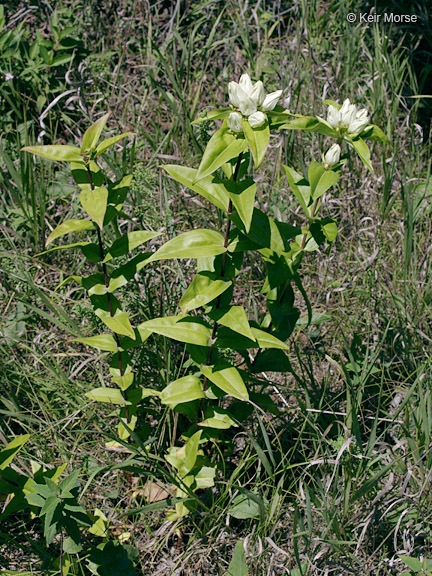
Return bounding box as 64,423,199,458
179,274,232,313
95,309,135,340
201,364,249,401
81,112,110,152
0,434,30,470
95,132,135,156
145,230,226,264
86,387,130,405
74,334,118,352
209,306,255,342
21,145,83,163
138,315,212,346
242,117,270,168
46,219,94,246
79,186,108,229
160,375,205,408
196,123,248,180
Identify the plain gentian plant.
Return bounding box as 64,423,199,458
22,73,388,523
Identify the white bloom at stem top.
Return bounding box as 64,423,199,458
324,143,341,167
326,98,369,135
227,73,283,131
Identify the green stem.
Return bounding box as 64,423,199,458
87,166,130,423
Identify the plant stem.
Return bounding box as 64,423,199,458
87,166,130,423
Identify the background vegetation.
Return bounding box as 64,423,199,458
1,0,431,574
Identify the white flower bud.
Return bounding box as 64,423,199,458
324,143,341,166
250,81,265,105
239,73,253,94
248,111,266,128
261,90,283,111
340,99,356,126
227,111,243,133
239,97,257,116
228,81,246,108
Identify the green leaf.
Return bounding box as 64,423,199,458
160,375,205,408
86,388,130,405
179,273,232,313
21,145,83,163
224,541,248,576
242,117,270,168
80,186,108,229
95,309,135,340
182,431,202,475
0,434,30,470
104,230,160,262
201,364,249,401
230,493,260,520
283,165,312,216
199,407,238,429
74,334,118,352
192,108,231,123
95,132,134,156
251,328,289,350
46,219,94,246
87,540,136,576
196,122,248,180
194,466,216,489
81,112,110,153
225,179,256,233
348,137,373,172
138,315,212,346
209,306,255,341
360,124,390,144
308,161,339,199
163,165,229,212
146,230,226,263
399,556,423,572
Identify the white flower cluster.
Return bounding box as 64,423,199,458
227,73,282,132
327,99,369,135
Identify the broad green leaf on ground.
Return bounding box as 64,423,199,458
146,230,226,263
86,387,130,405
81,112,110,152
209,306,255,341
163,165,230,212
0,435,30,470
94,309,135,340
223,540,248,576
95,132,135,157
196,122,248,180
138,315,212,346
46,219,94,246
179,274,232,313
201,364,249,401
104,230,160,261
79,186,108,229
21,145,83,163
229,493,261,520
224,179,256,233
242,118,270,168
74,334,118,352
160,375,205,407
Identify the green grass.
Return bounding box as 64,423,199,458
1,0,432,574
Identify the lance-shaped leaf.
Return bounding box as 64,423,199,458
199,407,238,429
179,273,232,313
107,253,149,292
209,306,255,342
348,137,373,172
251,328,289,350
201,364,249,401
196,122,248,180
224,178,256,233
360,124,390,144
104,230,160,262
21,145,83,163
79,186,108,229
94,308,135,340
160,375,205,408
138,315,212,346
46,219,94,246
95,132,135,157
163,165,230,212
81,112,110,153
146,230,226,263
86,387,130,405
308,162,339,200
0,434,30,471
192,108,231,123
165,431,202,476
242,117,270,168
73,334,118,352
283,165,312,216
